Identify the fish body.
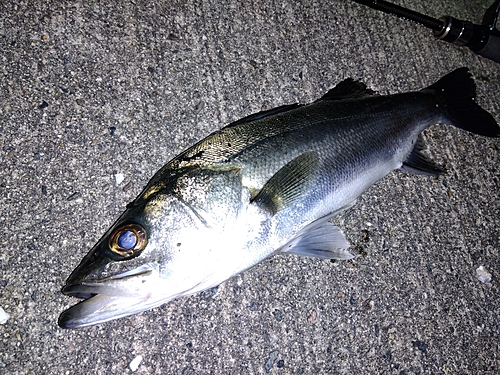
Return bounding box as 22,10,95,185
59,68,499,328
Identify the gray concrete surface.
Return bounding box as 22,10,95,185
1,0,499,374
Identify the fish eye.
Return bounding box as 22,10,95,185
109,223,148,258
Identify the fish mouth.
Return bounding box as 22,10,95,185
59,266,156,329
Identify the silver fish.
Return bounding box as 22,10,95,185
59,68,499,328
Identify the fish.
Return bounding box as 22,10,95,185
58,68,499,329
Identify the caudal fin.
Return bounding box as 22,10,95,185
427,68,499,137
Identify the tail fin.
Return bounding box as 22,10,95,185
427,68,499,137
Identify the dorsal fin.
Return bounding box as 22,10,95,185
320,78,378,101
225,103,302,128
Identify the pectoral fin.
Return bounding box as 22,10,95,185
252,152,319,215
282,222,354,260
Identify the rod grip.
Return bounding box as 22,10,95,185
434,16,500,63
476,33,500,63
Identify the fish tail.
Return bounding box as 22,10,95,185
427,68,499,137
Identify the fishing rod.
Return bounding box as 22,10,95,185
352,0,500,63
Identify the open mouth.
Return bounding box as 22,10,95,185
58,266,154,329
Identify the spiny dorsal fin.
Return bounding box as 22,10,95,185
225,104,302,128
400,135,444,176
320,78,378,101
252,152,319,215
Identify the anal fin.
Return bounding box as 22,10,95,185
400,135,444,176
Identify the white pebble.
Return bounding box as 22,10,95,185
115,173,124,185
129,355,143,372
0,307,10,324
476,266,492,283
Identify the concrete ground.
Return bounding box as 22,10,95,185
1,0,499,374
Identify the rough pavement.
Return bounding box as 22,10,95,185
1,1,499,374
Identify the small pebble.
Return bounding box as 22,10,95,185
193,101,205,114
308,310,318,324
123,181,133,191
476,266,492,283
272,309,283,322
412,340,428,354
66,192,81,201
199,286,218,300
0,307,10,324
363,299,375,311
247,302,260,311
129,355,143,372
115,173,124,185
264,350,279,373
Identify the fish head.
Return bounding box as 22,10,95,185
58,191,219,329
